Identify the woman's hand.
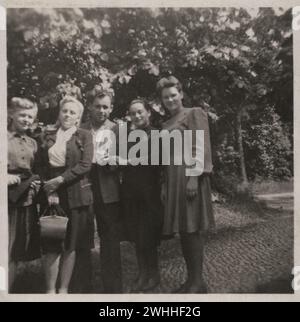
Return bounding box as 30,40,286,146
186,176,198,200
30,180,41,190
43,176,64,194
47,192,59,206
8,174,21,186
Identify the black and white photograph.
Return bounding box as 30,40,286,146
2,4,295,297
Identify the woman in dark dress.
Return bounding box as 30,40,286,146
120,99,163,292
7,97,41,291
40,96,94,294
157,76,215,293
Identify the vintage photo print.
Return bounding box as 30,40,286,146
0,0,299,301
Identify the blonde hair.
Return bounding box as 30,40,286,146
8,97,38,117
59,96,84,126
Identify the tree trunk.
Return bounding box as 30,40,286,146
235,109,248,186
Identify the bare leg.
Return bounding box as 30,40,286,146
187,232,205,291
43,253,61,293
179,233,193,290
58,250,76,293
9,261,17,292
131,246,148,292
179,232,206,293
147,246,159,279
69,249,93,293
142,246,160,291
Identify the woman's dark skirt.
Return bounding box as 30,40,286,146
41,167,94,254
9,204,41,262
121,184,163,249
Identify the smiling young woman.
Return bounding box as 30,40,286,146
157,76,215,293
39,96,94,294
120,98,163,292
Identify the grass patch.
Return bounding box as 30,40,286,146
251,179,293,195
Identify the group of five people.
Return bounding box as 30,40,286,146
7,76,215,294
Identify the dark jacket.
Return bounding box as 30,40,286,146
39,126,94,209
81,120,120,204
121,125,162,199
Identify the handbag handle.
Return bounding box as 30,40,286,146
40,204,66,218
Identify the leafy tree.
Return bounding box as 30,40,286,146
7,7,293,188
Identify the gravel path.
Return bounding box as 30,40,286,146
90,214,293,293
13,193,294,294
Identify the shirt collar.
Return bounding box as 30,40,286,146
8,131,28,141
91,119,110,133
58,126,77,137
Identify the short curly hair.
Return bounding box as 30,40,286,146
8,97,38,117
59,95,84,122
156,76,183,95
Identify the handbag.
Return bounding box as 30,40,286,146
39,205,69,240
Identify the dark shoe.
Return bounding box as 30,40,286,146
141,275,160,292
130,275,148,293
172,281,189,294
185,281,208,294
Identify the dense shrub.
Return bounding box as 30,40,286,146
7,8,293,189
